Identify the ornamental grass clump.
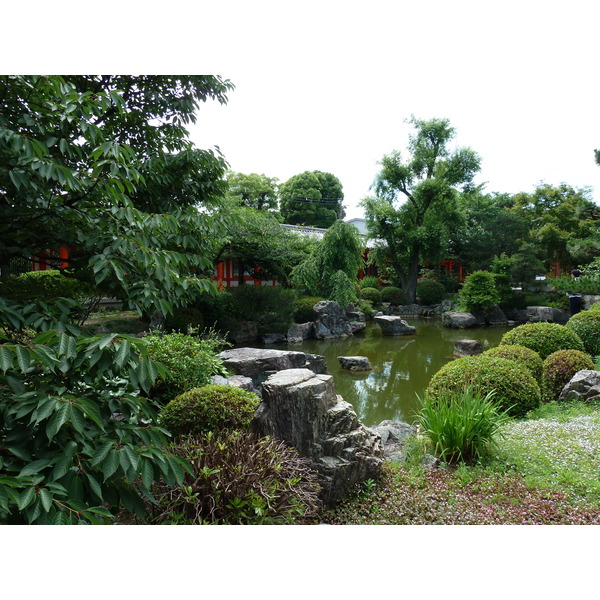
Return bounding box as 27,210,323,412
426,355,541,418
417,388,511,464
541,349,595,403
145,431,322,525
159,385,260,436
483,344,544,384
565,309,600,356
500,322,585,359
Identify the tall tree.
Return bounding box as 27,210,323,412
0,75,233,314
225,171,279,211
362,117,480,303
279,170,344,227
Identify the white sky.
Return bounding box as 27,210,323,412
184,0,600,220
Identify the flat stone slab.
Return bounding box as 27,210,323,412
337,356,372,371
374,315,416,336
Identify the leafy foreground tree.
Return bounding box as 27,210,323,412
291,219,364,307
225,171,279,211
0,75,234,523
362,116,481,303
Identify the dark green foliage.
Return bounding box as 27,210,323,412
0,330,190,524
416,279,445,305
542,350,595,402
165,307,205,334
380,286,406,305
145,332,228,404
0,270,92,303
159,385,260,436
483,344,544,384
293,296,324,323
99,318,148,335
356,300,375,319
359,287,382,303
417,388,511,464
500,322,585,359
459,270,500,312
359,276,380,290
144,431,322,524
565,310,600,356
426,355,541,418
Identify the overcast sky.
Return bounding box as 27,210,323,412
186,1,600,220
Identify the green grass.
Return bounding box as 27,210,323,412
321,399,600,524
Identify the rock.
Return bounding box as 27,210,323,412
558,370,600,403
374,315,417,336
454,339,483,358
210,374,257,394
369,420,417,462
472,305,508,326
94,325,110,334
441,311,478,329
389,304,422,317
262,333,286,345
512,306,569,324
286,322,315,344
349,321,366,334
338,356,372,371
149,310,166,330
251,368,384,506
313,301,353,339
227,321,258,344
346,310,366,322
219,347,327,391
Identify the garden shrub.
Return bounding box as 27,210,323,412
500,322,585,359
426,355,541,418
159,384,260,436
0,269,91,302
542,349,595,403
416,280,446,305
165,306,205,334
588,302,600,312
145,430,322,525
356,300,375,319
565,310,600,356
359,287,381,303
145,332,229,403
380,286,406,306
359,276,380,290
459,270,500,312
417,388,511,464
99,318,147,334
483,344,544,384
293,296,324,323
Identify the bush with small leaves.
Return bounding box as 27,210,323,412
159,385,260,436
145,332,229,403
360,287,381,303
541,349,595,402
380,286,406,306
565,310,600,356
483,344,544,384
293,296,324,323
426,355,541,418
357,300,375,319
144,430,322,524
165,307,205,334
588,302,600,312
359,276,380,290
417,280,446,305
459,270,500,312
500,322,585,359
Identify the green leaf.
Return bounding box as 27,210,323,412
19,459,51,478
86,474,103,502
91,441,114,467
46,402,71,442
15,345,31,372
17,487,36,510
0,346,13,373
101,449,120,481
39,488,54,512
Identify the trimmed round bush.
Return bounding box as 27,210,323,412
359,287,382,303
500,322,585,359
380,286,405,306
565,310,600,356
542,349,595,403
483,344,544,384
416,280,446,305
459,270,500,311
145,431,322,524
588,302,600,312
293,296,324,323
426,355,541,418
159,385,261,436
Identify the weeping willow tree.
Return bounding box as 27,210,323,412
291,220,364,308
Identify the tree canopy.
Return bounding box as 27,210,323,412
279,170,344,227
225,171,279,211
0,75,234,314
362,117,480,303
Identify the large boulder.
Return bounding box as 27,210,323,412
251,368,384,506
313,301,353,339
558,370,600,403
454,339,483,358
369,420,417,462
442,311,478,329
219,347,326,391
374,315,416,335
286,322,315,344
471,305,508,326
338,356,372,371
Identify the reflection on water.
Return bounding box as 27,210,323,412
260,318,512,427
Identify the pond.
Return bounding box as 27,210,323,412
260,318,513,427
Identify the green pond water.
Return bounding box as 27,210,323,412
259,318,512,427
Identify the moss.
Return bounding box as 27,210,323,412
500,322,585,359
426,355,541,418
